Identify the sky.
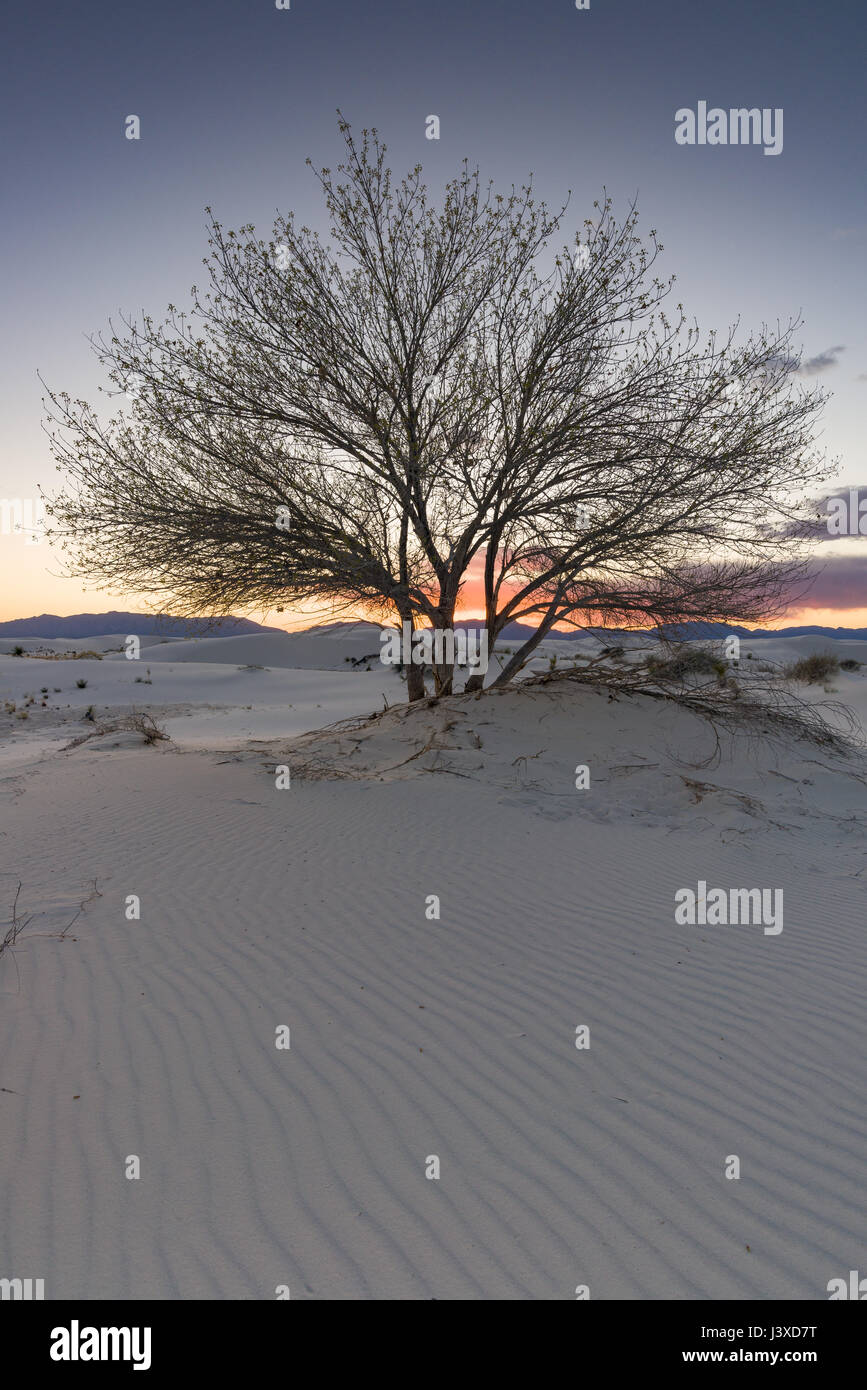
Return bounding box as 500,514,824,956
1,0,866,628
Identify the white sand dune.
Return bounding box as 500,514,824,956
0,642,408,766
0,633,182,658
1,630,866,1299
141,628,386,670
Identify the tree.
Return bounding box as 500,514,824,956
44,117,830,701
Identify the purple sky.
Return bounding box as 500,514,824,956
2,0,865,623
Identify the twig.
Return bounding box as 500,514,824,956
0,879,102,976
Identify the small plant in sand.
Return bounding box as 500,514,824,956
784,653,840,684
524,648,858,757
125,712,169,744
840,659,862,672
646,647,728,685
76,678,88,688
12,646,24,657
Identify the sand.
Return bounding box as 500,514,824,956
1,629,865,1298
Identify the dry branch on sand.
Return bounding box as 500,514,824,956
522,657,860,760
5,649,105,661
62,711,170,751
0,879,103,979
280,652,861,786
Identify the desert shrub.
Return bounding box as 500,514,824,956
76,678,88,688
109,713,168,743
130,713,169,743
785,653,840,684
12,646,24,657
33,650,102,661
646,647,726,682
840,658,862,672
67,711,169,748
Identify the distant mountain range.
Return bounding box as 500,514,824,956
456,619,867,642
658,622,867,640
0,611,281,638
2,612,867,642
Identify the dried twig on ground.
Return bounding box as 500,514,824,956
0,879,102,983
523,660,860,756
63,712,170,750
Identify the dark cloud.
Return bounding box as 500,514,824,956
766,345,846,377
800,345,845,375
766,353,799,374
787,554,867,611
780,488,867,541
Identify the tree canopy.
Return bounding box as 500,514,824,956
44,117,830,699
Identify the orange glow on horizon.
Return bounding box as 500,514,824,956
4,554,867,636
268,604,867,635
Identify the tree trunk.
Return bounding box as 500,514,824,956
489,614,557,688
433,665,454,697
404,660,427,702
394,604,428,702
430,601,456,697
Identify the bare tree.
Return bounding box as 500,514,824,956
44,118,829,701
